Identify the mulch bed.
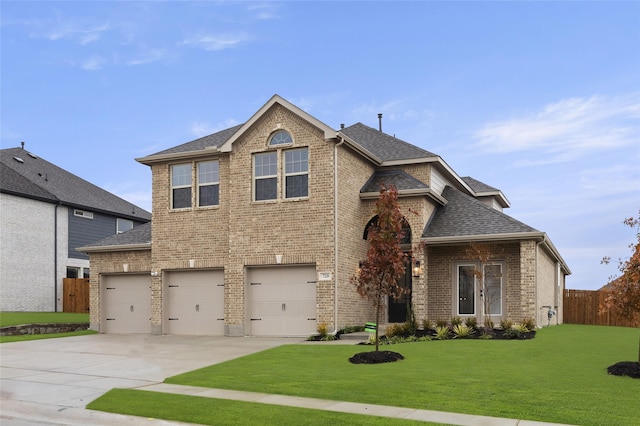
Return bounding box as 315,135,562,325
349,350,404,364
607,361,640,379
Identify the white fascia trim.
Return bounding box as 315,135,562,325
77,243,151,253
360,188,447,205
336,132,382,164
219,94,336,153
423,232,571,275
136,149,220,165
475,190,511,208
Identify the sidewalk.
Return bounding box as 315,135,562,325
137,382,575,426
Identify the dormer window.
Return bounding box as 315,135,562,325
269,130,292,146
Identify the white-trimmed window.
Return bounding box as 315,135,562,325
171,164,192,209
254,152,277,201
284,148,308,198
117,218,133,234
74,209,94,219
197,160,219,207
269,130,293,146
483,264,503,316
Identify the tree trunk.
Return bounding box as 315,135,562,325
375,301,380,352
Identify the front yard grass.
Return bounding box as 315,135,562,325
89,325,640,425
88,389,443,426
0,312,89,327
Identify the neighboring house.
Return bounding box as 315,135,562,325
0,146,151,312
80,95,570,336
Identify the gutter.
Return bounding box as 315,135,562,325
331,136,346,335
77,243,151,253
360,188,447,205
136,147,220,166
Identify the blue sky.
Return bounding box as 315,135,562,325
1,1,638,290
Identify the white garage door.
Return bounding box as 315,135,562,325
165,270,225,335
102,274,151,334
247,265,317,337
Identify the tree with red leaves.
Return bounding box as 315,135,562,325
601,211,640,367
351,184,409,352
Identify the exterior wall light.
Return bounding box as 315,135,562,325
413,260,423,277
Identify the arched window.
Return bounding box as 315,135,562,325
269,130,293,146
363,215,411,245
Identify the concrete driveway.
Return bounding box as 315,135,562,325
0,334,297,425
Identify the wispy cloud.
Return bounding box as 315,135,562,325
126,48,168,66
80,55,105,71
190,119,240,137
246,3,281,20
474,94,640,165
39,20,111,45
180,33,251,51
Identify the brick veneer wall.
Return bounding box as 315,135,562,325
426,242,540,323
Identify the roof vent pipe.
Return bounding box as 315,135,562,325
378,114,383,132
20,141,25,149
340,123,345,130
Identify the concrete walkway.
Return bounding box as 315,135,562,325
0,334,574,426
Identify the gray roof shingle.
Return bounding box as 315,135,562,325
361,170,429,193
461,176,500,193
341,122,437,162
81,222,151,249
423,186,538,238
0,147,151,221
149,124,243,156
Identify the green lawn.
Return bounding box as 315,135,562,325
88,389,444,426
0,312,93,343
160,325,638,426
0,312,89,327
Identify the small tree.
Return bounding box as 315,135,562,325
601,212,640,363
466,243,504,331
351,184,408,352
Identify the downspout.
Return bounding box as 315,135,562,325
535,238,544,328
331,136,345,335
54,201,61,312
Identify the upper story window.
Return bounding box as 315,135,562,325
117,218,133,234
284,148,308,198
269,130,293,146
197,160,220,207
171,164,192,209
74,209,94,219
254,152,278,201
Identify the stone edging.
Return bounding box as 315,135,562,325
0,323,89,336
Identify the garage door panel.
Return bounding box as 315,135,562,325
247,266,317,337
102,275,151,334
165,270,224,336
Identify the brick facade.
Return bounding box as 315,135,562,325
87,97,566,335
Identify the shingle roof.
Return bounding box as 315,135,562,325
341,122,437,162
149,124,244,156
423,186,538,238
80,221,152,249
461,176,499,193
361,170,429,193
0,147,151,221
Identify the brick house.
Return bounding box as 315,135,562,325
80,95,570,336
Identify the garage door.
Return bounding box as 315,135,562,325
165,270,224,335
247,265,317,337
102,274,151,334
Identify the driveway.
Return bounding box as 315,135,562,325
0,334,297,425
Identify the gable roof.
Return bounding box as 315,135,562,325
77,222,151,252
339,122,437,164
0,147,151,221
148,124,243,158
424,185,538,239
461,176,510,208
360,169,429,193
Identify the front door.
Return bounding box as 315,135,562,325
388,259,412,323
456,263,503,322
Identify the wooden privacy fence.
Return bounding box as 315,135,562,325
563,289,639,328
63,278,90,313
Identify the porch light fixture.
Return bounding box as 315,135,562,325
412,260,423,277
357,260,364,275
